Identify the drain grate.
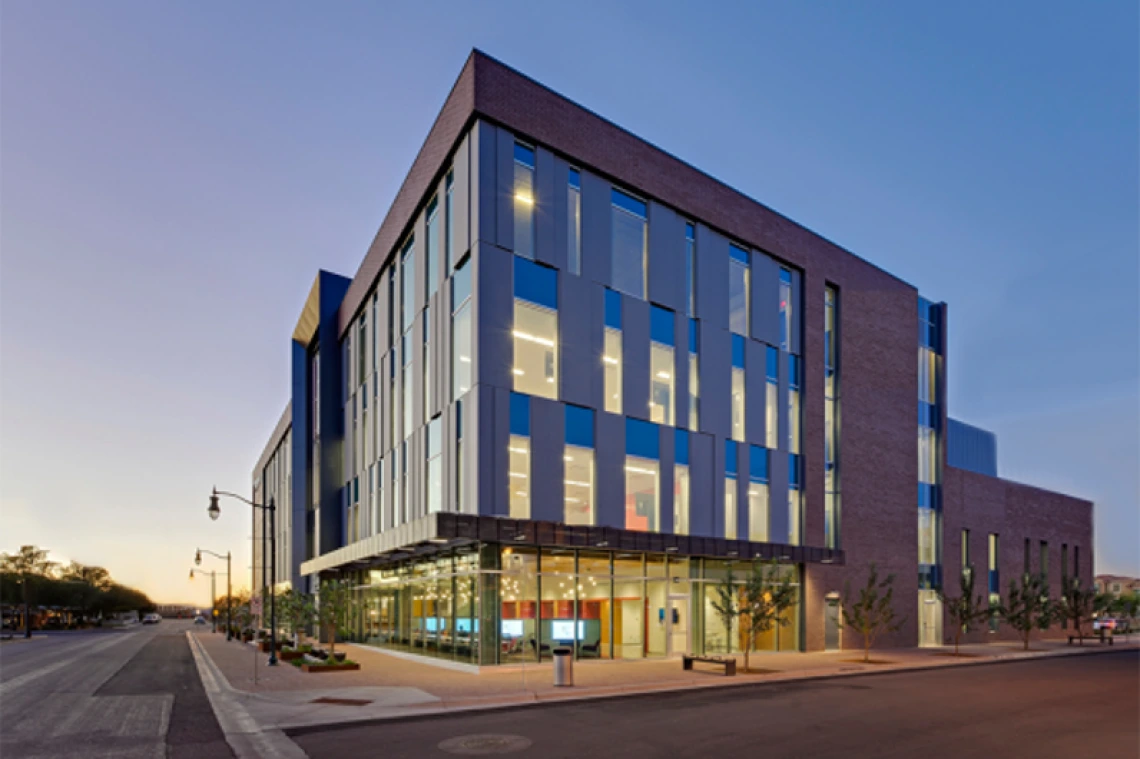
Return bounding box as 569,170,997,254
310,697,373,706
438,734,533,755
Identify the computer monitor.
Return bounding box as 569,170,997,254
551,620,586,640
501,619,524,637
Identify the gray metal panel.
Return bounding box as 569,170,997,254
411,311,425,432
478,385,507,516
689,432,714,538
376,268,391,358
711,434,726,538
430,176,448,298
378,352,390,455
496,126,515,252
789,268,803,356
471,120,497,249
452,133,471,269
735,442,749,540
745,338,766,445
751,250,780,347
441,403,454,511
551,154,570,273
474,243,514,392
459,395,476,514
673,310,689,431
695,224,728,331
529,397,565,523
647,201,685,312
413,209,428,316
534,147,562,270
778,351,790,453
558,273,598,408
622,295,651,421
769,448,789,545
580,170,611,287
432,289,447,420
659,425,675,535
595,411,625,529
698,321,731,438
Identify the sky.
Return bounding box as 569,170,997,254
1,2,1136,603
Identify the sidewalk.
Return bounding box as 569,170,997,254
189,630,1138,732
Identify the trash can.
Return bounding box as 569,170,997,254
552,647,574,687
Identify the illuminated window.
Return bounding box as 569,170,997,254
685,223,696,316
451,258,472,400
512,257,558,400
731,335,745,442
919,347,937,404
918,508,936,565
729,244,750,335
675,429,690,535
604,289,622,414
625,419,659,532
564,404,595,526
426,195,440,297
611,188,647,299
779,268,792,350
725,440,738,540
514,143,535,260
509,393,530,519
455,400,464,512
749,446,769,542
825,286,839,549
788,355,801,454
766,347,778,449
426,417,442,513
688,319,699,431
788,457,801,546
568,169,581,275
649,305,674,425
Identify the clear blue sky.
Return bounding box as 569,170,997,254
2,1,1136,601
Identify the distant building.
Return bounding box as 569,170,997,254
1095,575,1140,597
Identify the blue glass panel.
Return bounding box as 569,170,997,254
789,355,800,388
729,244,750,264
780,268,792,284
452,258,472,309
565,405,595,448
766,346,778,379
688,319,698,353
750,445,769,482
509,392,530,436
626,418,659,459
988,569,999,594
675,428,689,465
725,440,737,476
789,453,801,488
732,335,745,368
353,477,359,503
605,289,622,329
611,188,647,218
514,142,535,168
513,256,557,309
455,399,463,437
650,306,674,346
685,222,695,240
568,168,581,190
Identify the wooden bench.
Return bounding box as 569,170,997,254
1068,633,1113,646
683,654,737,676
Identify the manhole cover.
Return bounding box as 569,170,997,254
438,734,533,755
310,697,372,706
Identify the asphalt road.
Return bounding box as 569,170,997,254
0,620,232,758
292,650,1140,759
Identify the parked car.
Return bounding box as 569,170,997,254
142,613,162,625
1093,617,1130,633
193,616,207,625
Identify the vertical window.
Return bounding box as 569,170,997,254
567,169,581,275
423,308,431,418
748,446,769,542
1039,541,1048,579
729,244,750,335
445,170,454,272
674,429,690,535
779,268,792,351
625,419,660,531
358,315,367,390
824,286,840,549
685,223,696,316
1061,543,1069,585
376,456,384,531
725,440,738,540
512,257,558,399
455,401,463,512
788,455,801,546
918,509,936,565
565,405,595,525
688,319,699,431
426,196,440,297
1024,538,1031,576
400,441,408,524
988,533,1000,632
402,334,413,439
788,355,801,454
604,289,623,414
400,239,415,440
426,417,442,513
509,393,530,519
731,335,745,442
962,529,971,572
611,188,647,299
765,347,778,449
513,143,536,260
451,258,473,400
649,306,675,425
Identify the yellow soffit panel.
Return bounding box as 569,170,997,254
292,275,322,345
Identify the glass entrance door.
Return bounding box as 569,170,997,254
667,595,689,655
919,590,942,647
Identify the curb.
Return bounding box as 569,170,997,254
186,631,308,759
284,644,1137,737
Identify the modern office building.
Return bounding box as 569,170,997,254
250,50,1093,665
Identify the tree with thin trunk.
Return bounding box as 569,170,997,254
707,565,740,656
316,579,355,658
999,572,1053,651
841,563,905,663
936,566,988,655
739,561,798,672
0,545,56,577
1055,577,1100,644
280,589,315,648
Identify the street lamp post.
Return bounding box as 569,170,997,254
209,487,278,665
196,548,233,640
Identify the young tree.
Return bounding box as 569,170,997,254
315,579,355,658
1054,576,1100,643
738,561,798,672
937,566,988,655
707,564,740,655
999,572,1053,651
841,563,905,663
279,588,315,648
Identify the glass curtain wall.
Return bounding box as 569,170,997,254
611,189,647,298
688,319,699,431
649,306,675,425
748,446,769,542
513,257,558,399
509,393,530,519
625,419,660,532
824,286,840,549
731,336,746,442
514,143,536,259
564,405,595,525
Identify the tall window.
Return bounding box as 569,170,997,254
918,509,936,565
445,170,454,272
451,258,473,400
625,419,659,531
426,417,442,513
512,257,558,399
423,307,431,416
788,355,801,454
788,455,801,546
565,404,595,525
426,196,440,297
509,393,530,519
514,143,536,260
400,441,408,523
988,533,1000,632
749,445,769,542
779,268,792,350
725,440,738,540
568,168,581,275
729,244,750,335
675,429,690,535
825,286,839,549
1039,541,1048,579
604,289,622,414
357,315,367,391
400,239,415,439
766,347,778,449
685,222,696,316
731,335,745,442
650,305,674,425
688,319,699,431
455,400,464,512
962,529,971,575
611,188,647,298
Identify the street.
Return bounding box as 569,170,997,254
0,619,231,758
290,650,1140,759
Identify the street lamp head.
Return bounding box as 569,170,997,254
189,569,194,580
195,550,202,566
208,490,220,521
